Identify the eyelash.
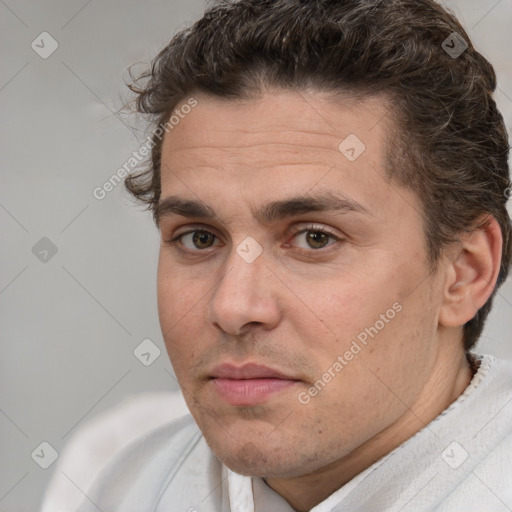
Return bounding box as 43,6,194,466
164,224,341,254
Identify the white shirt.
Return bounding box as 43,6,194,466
72,354,512,512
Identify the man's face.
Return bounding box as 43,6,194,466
157,91,446,478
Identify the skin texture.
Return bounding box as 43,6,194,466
156,90,501,511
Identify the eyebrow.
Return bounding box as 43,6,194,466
154,191,371,226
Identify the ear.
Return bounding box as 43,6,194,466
439,215,503,328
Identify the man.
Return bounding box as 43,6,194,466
78,0,512,510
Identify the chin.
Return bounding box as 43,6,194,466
212,440,321,479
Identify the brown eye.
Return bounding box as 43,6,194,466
305,231,330,249
290,227,339,251
171,230,219,251
192,231,216,249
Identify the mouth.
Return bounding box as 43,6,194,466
209,363,301,407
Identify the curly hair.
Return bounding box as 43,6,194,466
125,0,512,350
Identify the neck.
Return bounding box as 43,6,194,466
264,348,473,512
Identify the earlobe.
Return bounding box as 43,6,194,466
439,215,503,328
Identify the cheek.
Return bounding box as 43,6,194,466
321,282,437,411
302,276,387,347
296,265,428,384
157,263,208,366
157,252,206,323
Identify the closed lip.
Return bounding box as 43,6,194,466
209,363,299,380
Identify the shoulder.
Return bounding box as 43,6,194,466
76,414,215,511
42,391,195,511
437,354,512,510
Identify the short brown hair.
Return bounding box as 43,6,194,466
125,0,512,350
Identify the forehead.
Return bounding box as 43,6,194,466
157,90,418,225
162,90,391,163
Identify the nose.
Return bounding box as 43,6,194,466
207,246,282,336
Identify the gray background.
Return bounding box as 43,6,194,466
1,1,511,511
